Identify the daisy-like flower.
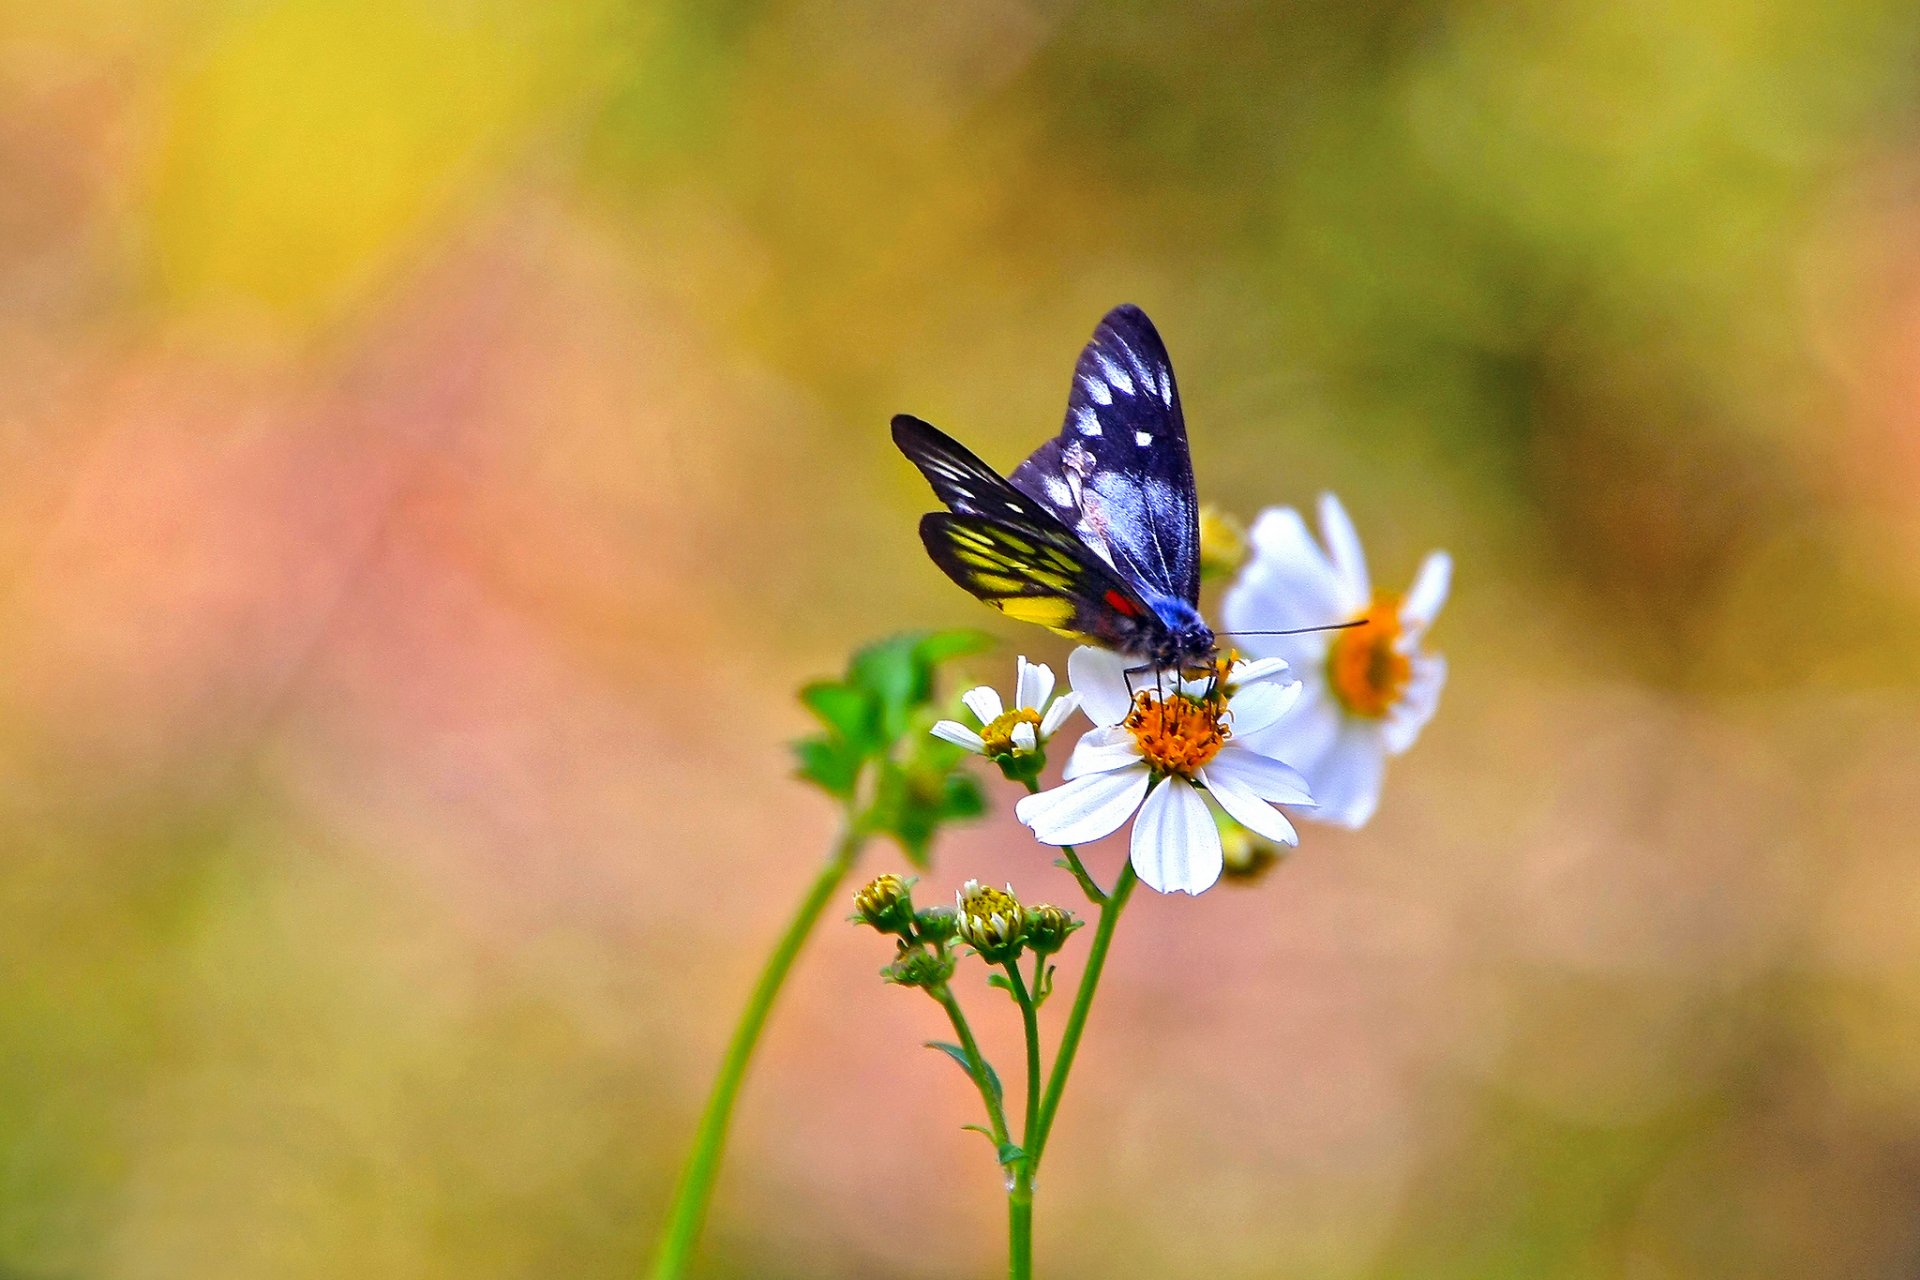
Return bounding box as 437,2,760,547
1222,493,1450,828
930,656,1081,760
1014,648,1315,896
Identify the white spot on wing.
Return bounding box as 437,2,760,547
1072,406,1101,436
1160,375,1173,407
1079,374,1112,406
1043,476,1072,507
1135,431,1153,447
1096,352,1134,395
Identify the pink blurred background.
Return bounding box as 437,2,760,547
4,1,1920,1276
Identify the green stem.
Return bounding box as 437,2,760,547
1029,861,1138,1172
649,825,863,1279
1008,1167,1034,1280
932,981,1010,1145
1004,961,1042,1150
1003,960,1043,1280
1020,777,1105,904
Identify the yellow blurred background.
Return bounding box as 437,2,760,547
4,1,1920,1276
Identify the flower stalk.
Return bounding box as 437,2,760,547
649,822,864,1280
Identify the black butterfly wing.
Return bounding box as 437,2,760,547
1007,304,1200,607
917,512,1161,648
893,413,1161,646
891,413,1061,528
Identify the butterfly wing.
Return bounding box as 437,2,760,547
918,512,1162,648
891,413,1063,528
1007,304,1200,607
893,413,1161,646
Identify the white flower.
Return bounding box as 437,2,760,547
1222,492,1450,828
931,656,1082,758
1014,648,1314,896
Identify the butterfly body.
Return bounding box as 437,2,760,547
893,304,1217,674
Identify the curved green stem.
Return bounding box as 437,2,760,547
1004,961,1042,1149
1029,861,1137,1172
649,825,863,1279
1020,777,1105,904
932,982,1010,1145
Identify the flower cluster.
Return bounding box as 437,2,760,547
921,493,1447,897
854,874,1080,980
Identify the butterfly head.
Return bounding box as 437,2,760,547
1140,594,1217,671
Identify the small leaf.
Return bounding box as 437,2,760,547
985,973,1013,995
961,1123,998,1144
851,635,926,741
800,680,874,746
925,1040,1003,1107
793,736,861,798
997,1142,1026,1168
913,628,993,667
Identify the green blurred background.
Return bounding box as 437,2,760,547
5,0,1920,1276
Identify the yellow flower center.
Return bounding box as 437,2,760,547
979,707,1043,756
1124,690,1229,779
1326,593,1410,718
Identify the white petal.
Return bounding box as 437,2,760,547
1206,744,1316,806
1221,509,1347,658
1068,646,1134,726
961,685,1004,725
1062,727,1144,780
1039,690,1082,739
1317,492,1371,612
1229,656,1293,688
930,720,986,753
1200,763,1300,846
1016,767,1150,845
1225,677,1302,738
1382,653,1446,755
1130,779,1223,896
1402,551,1451,631
1299,725,1386,828
1015,657,1055,712
1235,683,1342,778
1011,721,1037,753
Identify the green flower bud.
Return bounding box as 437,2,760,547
1197,505,1248,583
1219,821,1283,883
912,905,960,946
955,880,1025,962
853,874,916,935
1021,903,1079,956
882,947,956,990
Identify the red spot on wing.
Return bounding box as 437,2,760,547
1104,589,1141,617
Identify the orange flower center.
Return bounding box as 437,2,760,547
1326,594,1410,718
1124,690,1229,779
980,707,1042,756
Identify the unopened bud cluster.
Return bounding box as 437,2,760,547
855,874,1080,979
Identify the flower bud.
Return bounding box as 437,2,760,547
912,905,960,946
954,879,1025,962
1219,821,1284,883
1021,904,1079,957
853,874,916,936
1197,506,1248,583
882,946,957,990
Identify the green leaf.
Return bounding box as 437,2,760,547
925,1040,1003,1107
961,1123,998,1144
997,1142,1026,1169
913,628,993,668
799,680,874,746
850,634,926,741
793,735,861,798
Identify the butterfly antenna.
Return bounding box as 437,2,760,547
1218,620,1369,637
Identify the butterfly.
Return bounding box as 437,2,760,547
892,304,1217,675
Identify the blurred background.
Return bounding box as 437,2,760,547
4,0,1920,1276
